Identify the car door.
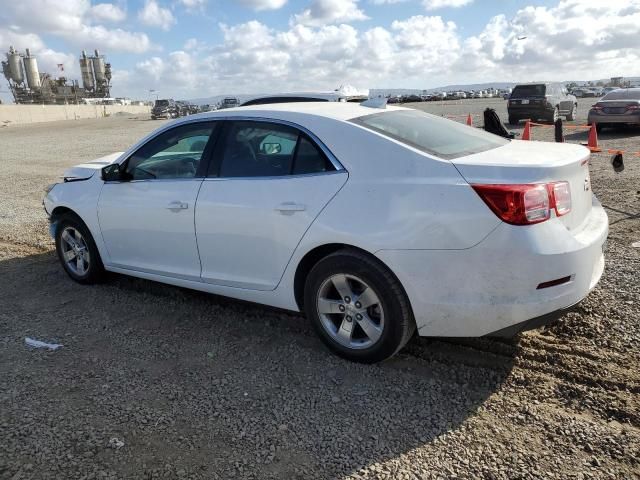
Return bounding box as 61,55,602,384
98,121,219,280
195,120,348,291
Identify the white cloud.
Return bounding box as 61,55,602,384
138,0,175,30
90,3,126,22
0,0,152,54
178,0,207,12
293,0,369,26
422,0,473,10
237,0,287,10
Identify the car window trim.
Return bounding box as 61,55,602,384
207,118,344,179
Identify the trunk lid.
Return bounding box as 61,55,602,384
451,140,592,231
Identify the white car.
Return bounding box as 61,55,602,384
44,102,608,363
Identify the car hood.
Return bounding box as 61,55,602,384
62,152,124,181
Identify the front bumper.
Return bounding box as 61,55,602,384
376,197,608,337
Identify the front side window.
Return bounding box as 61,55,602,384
126,123,216,180
217,121,334,178
351,109,507,160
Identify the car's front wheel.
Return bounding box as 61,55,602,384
304,250,415,363
55,214,105,284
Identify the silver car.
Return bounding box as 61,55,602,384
588,88,640,131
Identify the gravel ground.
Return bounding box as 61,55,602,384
0,104,639,480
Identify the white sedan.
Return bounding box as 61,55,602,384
44,102,608,363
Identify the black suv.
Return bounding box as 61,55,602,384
151,99,179,120
507,83,577,124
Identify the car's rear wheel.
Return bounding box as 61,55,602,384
549,107,559,124
304,250,415,363
566,104,577,121
55,214,105,284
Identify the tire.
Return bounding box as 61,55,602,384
54,213,105,284
304,249,415,363
508,116,519,125
549,107,559,124
566,104,577,121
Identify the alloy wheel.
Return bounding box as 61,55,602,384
316,274,385,349
60,227,91,276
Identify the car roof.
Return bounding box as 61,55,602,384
183,102,408,123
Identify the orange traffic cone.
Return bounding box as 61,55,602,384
522,120,531,141
466,113,473,126
587,124,601,152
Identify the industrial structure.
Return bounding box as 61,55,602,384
2,47,112,104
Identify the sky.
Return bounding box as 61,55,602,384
1,0,639,102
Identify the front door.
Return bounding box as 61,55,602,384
195,120,347,290
98,122,218,280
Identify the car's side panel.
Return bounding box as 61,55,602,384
98,179,204,281
196,172,348,290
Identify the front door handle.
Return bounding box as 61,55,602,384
275,202,306,215
166,201,189,211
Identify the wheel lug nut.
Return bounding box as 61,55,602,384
346,315,352,322
344,297,351,303
355,302,361,309
356,314,362,320
339,305,346,312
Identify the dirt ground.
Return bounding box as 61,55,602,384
0,101,639,480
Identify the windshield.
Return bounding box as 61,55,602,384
511,84,546,97
351,109,508,159
223,98,238,105
154,100,169,107
602,89,640,101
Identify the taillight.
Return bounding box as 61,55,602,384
550,181,571,216
627,104,640,111
591,104,603,111
472,182,571,225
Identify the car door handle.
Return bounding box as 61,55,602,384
275,202,306,214
166,201,189,211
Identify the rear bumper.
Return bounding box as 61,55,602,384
484,305,573,337
588,112,640,125
376,197,608,337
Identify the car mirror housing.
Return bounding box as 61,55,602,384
101,163,125,182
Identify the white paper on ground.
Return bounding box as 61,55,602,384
25,337,63,350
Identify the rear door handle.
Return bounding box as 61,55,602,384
166,201,189,211
276,202,306,214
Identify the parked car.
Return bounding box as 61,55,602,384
218,97,240,109
242,91,368,106
588,87,640,131
43,103,607,363
508,83,577,124
401,94,422,103
572,88,596,98
150,99,179,120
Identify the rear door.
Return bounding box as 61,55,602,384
195,120,347,291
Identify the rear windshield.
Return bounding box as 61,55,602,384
511,84,546,97
351,109,508,159
602,89,640,101
155,100,169,107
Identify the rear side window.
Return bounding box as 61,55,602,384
216,121,335,178
602,90,640,101
351,109,507,160
511,84,546,97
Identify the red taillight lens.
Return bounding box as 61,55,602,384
627,105,640,111
472,182,571,225
550,181,571,216
591,104,603,111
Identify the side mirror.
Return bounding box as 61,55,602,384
101,163,125,182
261,142,282,155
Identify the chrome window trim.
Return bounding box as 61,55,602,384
202,170,347,182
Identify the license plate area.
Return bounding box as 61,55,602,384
521,99,530,105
